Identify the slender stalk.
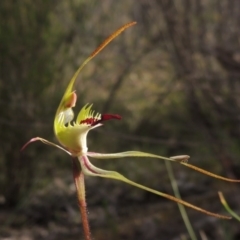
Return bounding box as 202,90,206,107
72,158,92,240
218,191,240,221
165,161,197,240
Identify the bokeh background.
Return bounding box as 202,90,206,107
1,0,240,239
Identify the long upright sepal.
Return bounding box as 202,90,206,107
54,22,137,119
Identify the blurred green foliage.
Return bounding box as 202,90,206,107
0,0,59,206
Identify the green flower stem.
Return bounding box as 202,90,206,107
165,161,197,240
72,158,92,240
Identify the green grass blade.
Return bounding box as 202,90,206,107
165,161,198,240
218,191,240,221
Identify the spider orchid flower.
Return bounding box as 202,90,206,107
22,22,240,220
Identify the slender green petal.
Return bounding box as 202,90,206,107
87,151,187,163
87,152,240,182
21,137,72,156
79,155,231,220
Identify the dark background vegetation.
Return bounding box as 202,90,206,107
1,0,240,239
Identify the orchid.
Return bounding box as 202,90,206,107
23,22,240,239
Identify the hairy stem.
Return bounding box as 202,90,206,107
72,158,91,240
